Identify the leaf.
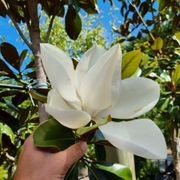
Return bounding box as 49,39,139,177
76,116,111,136
0,58,16,78
33,118,74,150
158,0,166,11
28,90,47,103
0,109,19,131
65,6,82,40
19,49,28,69
0,122,15,147
173,32,180,45
95,144,106,161
151,37,163,50
0,42,20,69
79,0,99,14
12,92,28,106
95,163,132,180
122,50,143,79
172,64,180,85
65,162,79,180
139,2,149,17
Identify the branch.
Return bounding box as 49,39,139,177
1,0,33,51
45,15,55,43
0,83,48,91
128,0,155,41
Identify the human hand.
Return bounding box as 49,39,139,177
14,135,87,180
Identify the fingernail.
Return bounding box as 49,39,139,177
80,141,87,152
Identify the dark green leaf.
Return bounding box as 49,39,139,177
12,92,28,106
65,6,82,40
95,144,106,161
0,109,19,131
139,2,149,17
79,0,99,14
0,42,20,69
0,58,16,78
33,118,74,150
65,162,79,180
19,49,28,69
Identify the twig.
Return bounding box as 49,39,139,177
45,15,55,43
1,0,33,50
5,152,15,162
9,15,33,51
0,83,48,91
128,0,155,41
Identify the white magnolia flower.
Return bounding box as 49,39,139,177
40,43,167,159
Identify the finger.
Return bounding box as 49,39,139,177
56,141,87,169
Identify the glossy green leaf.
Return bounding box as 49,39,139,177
0,42,20,69
151,37,163,50
95,163,132,180
65,6,82,40
33,118,74,150
29,90,47,103
122,50,143,79
172,64,180,85
0,58,16,78
0,122,15,147
173,32,180,45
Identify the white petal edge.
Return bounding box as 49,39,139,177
40,43,79,103
75,44,106,90
99,119,167,159
45,105,91,129
79,44,122,116
111,77,160,119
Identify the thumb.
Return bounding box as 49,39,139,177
56,141,87,170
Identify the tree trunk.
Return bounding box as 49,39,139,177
27,0,48,122
170,120,180,179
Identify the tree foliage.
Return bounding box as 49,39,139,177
0,0,179,179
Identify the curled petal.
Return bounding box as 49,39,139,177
45,105,91,129
40,43,79,104
79,44,122,116
111,77,160,119
99,119,167,159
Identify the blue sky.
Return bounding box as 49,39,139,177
0,1,124,52
0,1,158,52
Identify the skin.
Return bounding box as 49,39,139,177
14,135,87,180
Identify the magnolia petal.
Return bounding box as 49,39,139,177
80,44,122,116
75,44,106,90
111,77,160,119
99,119,167,159
47,89,72,109
40,43,79,103
45,105,91,129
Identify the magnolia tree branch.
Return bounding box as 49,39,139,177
45,15,56,43
27,0,48,122
128,0,155,41
1,0,33,51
